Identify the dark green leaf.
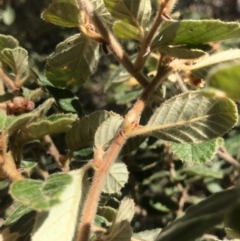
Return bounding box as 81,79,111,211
46,34,99,88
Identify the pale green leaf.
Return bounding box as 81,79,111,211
152,20,240,48
104,0,151,29
22,113,77,142
206,62,240,101
159,46,206,59
225,227,240,239
133,228,161,241
156,188,240,241
98,206,117,222
113,21,142,41
46,34,99,88
32,169,89,241
102,162,129,194
41,2,80,27
0,34,18,54
10,173,72,211
6,98,54,134
0,111,6,131
66,110,116,151
2,5,15,26
94,114,123,149
100,198,134,241
132,91,238,143
170,138,221,163
3,205,33,226
182,166,223,179
1,47,29,78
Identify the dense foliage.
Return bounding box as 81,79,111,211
0,0,240,241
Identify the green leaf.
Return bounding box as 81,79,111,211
1,47,29,78
152,20,240,48
104,0,151,28
3,204,33,226
113,21,142,41
94,114,123,149
156,188,240,241
43,85,84,115
133,91,237,143
225,130,240,159
31,169,89,241
10,172,72,211
41,2,80,27
158,46,206,59
102,162,129,194
5,98,54,135
22,113,77,142
0,34,18,55
206,62,240,101
0,111,6,131
98,206,117,223
133,228,161,241
170,138,221,163
46,34,99,88
100,198,134,241
2,5,15,26
182,166,223,179
66,110,116,151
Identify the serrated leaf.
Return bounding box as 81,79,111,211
0,34,18,55
94,114,123,149
5,98,54,135
133,228,161,241
156,188,240,241
132,91,237,143
66,110,116,151
104,0,151,29
159,46,206,59
102,162,129,194
0,111,6,131
113,21,142,41
206,62,240,101
41,2,80,27
10,172,72,211
22,113,77,142
170,138,221,163
31,169,89,241
46,34,99,88
1,47,29,78
152,20,240,48
101,198,134,241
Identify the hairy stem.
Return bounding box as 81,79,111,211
134,0,171,71
0,68,19,94
78,0,149,88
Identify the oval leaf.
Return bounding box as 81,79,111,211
10,173,72,211
94,113,123,149
130,91,238,143
46,34,99,88
102,162,129,194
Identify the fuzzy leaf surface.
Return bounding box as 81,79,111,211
66,110,115,151
138,91,238,143
156,188,240,241
1,47,29,78
152,20,240,48
46,34,99,88
102,162,129,194
22,113,77,142
94,114,123,149
41,2,80,27
133,228,161,241
31,169,89,241
10,173,72,211
5,98,54,135
170,138,221,163
207,62,240,101
0,34,18,55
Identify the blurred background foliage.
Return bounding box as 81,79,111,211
0,0,240,240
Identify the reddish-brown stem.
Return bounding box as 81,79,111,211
134,0,171,71
77,133,126,241
78,0,149,88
